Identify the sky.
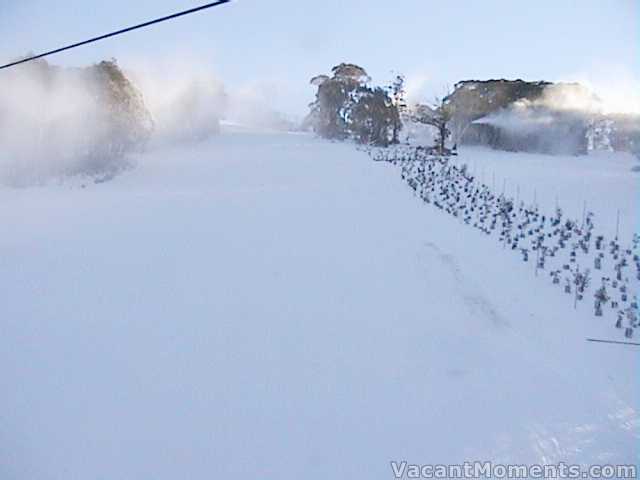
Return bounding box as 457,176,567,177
0,0,638,117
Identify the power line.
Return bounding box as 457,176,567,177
586,338,640,347
0,0,232,70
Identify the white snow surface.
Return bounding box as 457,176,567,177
1,130,638,478
452,147,639,240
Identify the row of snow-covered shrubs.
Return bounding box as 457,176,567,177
372,146,640,340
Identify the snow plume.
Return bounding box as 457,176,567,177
595,79,640,116
472,85,595,155
404,73,431,105
128,59,226,146
0,59,152,187
480,83,602,122
531,83,603,114
127,57,294,137
473,104,558,132
224,81,297,132
476,80,639,134
560,66,640,116
0,56,293,186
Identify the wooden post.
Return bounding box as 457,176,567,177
574,267,579,309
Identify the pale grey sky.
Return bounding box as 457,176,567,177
1,0,638,116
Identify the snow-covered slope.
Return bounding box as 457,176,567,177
452,147,639,240
0,130,638,478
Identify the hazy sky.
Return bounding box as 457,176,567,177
1,0,638,116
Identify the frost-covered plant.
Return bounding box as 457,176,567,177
594,284,609,317
572,267,590,307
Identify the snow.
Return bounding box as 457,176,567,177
0,129,638,478
453,147,639,240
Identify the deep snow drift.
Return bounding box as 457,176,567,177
0,129,638,478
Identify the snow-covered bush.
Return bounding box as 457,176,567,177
0,58,152,185
83,60,153,177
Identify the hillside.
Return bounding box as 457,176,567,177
1,129,638,478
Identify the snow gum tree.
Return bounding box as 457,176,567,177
412,95,454,155
307,63,401,146
348,86,400,146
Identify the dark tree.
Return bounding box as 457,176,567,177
389,75,407,144
307,63,401,146
348,86,399,146
311,77,353,139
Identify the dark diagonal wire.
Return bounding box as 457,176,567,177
0,0,232,70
